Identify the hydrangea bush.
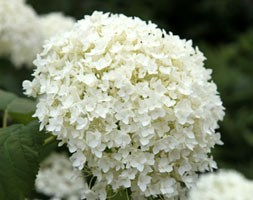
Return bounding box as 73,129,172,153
23,11,225,199
188,170,253,200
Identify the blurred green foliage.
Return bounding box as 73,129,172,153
28,0,253,43
200,30,253,178
1,0,253,179
0,59,32,96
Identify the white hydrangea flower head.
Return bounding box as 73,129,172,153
39,12,75,41
0,0,41,66
35,152,88,200
24,11,225,199
0,0,75,67
188,170,253,200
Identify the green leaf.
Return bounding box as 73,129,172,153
7,98,36,114
0,121,44,200
0,89,36,124
7,98,36,124
0,89,17,110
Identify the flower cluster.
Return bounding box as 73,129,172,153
39,13,75,41
24,11,225,199
35,153,87,200
188,170,253,200
0,0,74,67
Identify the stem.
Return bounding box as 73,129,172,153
106,186,118,199
126,189,130,200
3,110,8,128
89,175,96,188
43,135,56,145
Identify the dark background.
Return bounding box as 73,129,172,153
1,0,253,178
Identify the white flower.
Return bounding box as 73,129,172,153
24,11,225,199
35,153,88,200
0,0,41,66
0,0,75,67
70,150,87,170
138,174,152,192
188,170,253,200
39,12,75,41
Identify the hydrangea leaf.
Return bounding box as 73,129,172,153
0,89,36,124
0,121,45,200
0,89,17,110
7,98,36,124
